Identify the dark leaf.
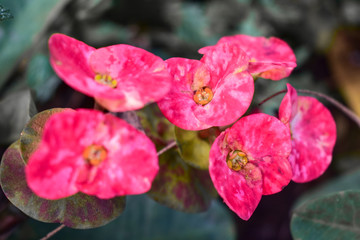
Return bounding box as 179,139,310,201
148,148,216,213
291,190,360,240
0,141,126,229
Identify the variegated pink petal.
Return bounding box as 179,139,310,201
225,113,292,195
209,133,262,220
199,35,296,80
193,71,254,126
49,33,96,97
26,109,159,199
157,58,212,130
200,42,250,84
89,45,171,111
278,83,298,128
279,86,337,183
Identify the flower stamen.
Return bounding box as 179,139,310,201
226,150,248,171
193,86,213,105
94,74,117,88
83,144,107,166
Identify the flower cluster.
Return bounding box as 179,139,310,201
26,109,159,199
14,33,336,223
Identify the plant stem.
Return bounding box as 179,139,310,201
258,89,286,106
40,224,65,240
39,142,177,240
157,141,177,156
258,88,360,128
297,89,360,128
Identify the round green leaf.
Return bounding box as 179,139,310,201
291,190,360,240
175,126,220,169
136,104,175,146
148,148,216,213
0,141,126,229
15,195,236,240
20,108,70,163
294,167,360,209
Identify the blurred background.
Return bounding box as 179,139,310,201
1,0,360,239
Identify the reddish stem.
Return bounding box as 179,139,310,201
39,141,177,240
297,89,360,128
157,141,177,156
40,224,65,240
258,90,287,106
258,88,360,128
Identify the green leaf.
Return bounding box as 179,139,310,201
0,0,69,90
291,190,360,240
293,167,360,209
0,89,37,144
177,3,216,47
175,126,220,170
13,195,236,240
0,4,12,22
26,54,61,102
0,141,126,229
20,108,69,163
136,104,175,147
148,148,216,213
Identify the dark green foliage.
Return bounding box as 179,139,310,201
0,4,12,22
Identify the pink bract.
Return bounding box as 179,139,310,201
157,42,254,130
209,113,292,220
199,34,297,80
279,83,337,183
25,109,159,200
49,33,172,112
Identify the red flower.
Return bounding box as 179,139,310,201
199,34,296,80
157,42,254,130
209,113,292,220
25,109,159,199
49,33,172,112
279,84,337,182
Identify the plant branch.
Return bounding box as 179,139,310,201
38,142,177,240
258,90,286,106
157,141,177,156
258,87,360,128
40,224,65,240
297,89,360,128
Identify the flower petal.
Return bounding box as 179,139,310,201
200,42,250,84
26,109,159,199
78,112,159,198
224,113,292,195
193,42,254,126
279,86,337,182
226,113,292,159
48,33,96,97
89,45,172,111
200,35,296,80
157,58,212,130
193,71,254,126
278,83,298,128
209,133,262,220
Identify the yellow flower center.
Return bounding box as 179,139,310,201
82,144,108,166
193,86,213,106
226,150,248,171
94,74,117,88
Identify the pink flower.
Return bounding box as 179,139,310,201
49,33,172,112
25,109,159,199
209,113,292,220
279,83,337,182
157,42,254,130
199,34,297,80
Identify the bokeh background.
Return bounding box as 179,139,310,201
1,0,360,239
